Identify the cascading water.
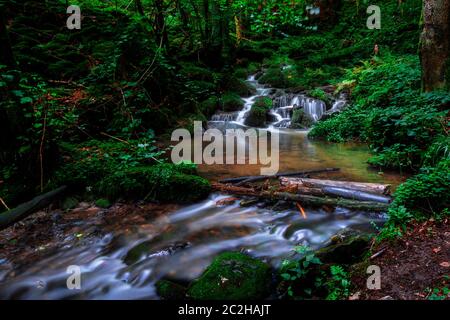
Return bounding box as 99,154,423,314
209,75,329,129
302,97,326,121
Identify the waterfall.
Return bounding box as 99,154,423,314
328,98,346,114
303,98,326,121
208,74,328,129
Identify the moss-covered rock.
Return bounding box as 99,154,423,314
55,143,211,203
200,96,220,117
156,279,187,300
244,97,272,127
62,196,79,210
315,231,370,264
222,75,256,97
187,252,272,300
221,92,244,112
98,163,211,203
290,108,315,129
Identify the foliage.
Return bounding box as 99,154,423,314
378,159,450,240
310,54,449,171
307,88,329,105
280,245,351,300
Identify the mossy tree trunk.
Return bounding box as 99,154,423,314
420,0,450,91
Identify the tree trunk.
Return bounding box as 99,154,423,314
0,5,15,67
420,0,450,91
154,0,168,48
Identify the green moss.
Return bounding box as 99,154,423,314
222,76,256,97
307,88,330,105
244,97,272,127
98,164,211,203
221,92,244,112
187,252,272,300
199,97,219,117
258,68,287,88
53,141,210,203
156,280,187,300
291,109,314,129
95,198,111,208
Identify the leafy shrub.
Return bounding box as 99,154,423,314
307,88,329,105
279,246,351,300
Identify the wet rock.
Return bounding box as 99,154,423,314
124,241,190,265
244,97,272,127
239,198,259,207
315,229,371,264
61,197,79,210
216,197,238,207
187,252,272,300
156,279,187,300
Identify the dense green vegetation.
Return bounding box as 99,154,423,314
0,0,449,301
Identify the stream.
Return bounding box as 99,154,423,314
0,76,406,299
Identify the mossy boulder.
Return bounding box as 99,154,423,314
244,97,272,127
98,163,211,203
62,196,79,210
222,75,256,97
200,96,220,117
156,279,187,300
55,145,211,203
315,230,370,264
187,252,272,300
221,92,244,112
290,108,314,129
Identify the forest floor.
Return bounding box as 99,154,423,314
351,219,450,300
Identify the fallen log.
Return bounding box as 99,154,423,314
0,186,67,231
212,183,389,212
322,186,391,204
220,168,340,184
280,177,391,195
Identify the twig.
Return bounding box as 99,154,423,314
0,197,10,211
100,131,131,145
370,247,387,260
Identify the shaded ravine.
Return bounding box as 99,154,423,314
0,76,406,300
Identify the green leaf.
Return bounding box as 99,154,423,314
20,97,33,104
